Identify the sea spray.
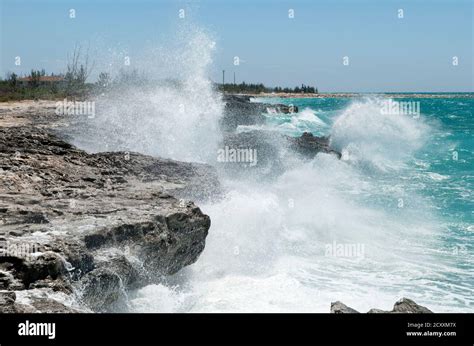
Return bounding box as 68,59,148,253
330,98,429,171
69,26,223,163
129,152,443,312
64,31,473,313
128,95,474,313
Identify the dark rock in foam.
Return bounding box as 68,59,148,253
218,130,341,179
220,94,298,131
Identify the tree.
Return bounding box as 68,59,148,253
6,72,18,89
65,44,94,94
29,70,41,88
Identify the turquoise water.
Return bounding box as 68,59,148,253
265,96,473,225
262,96,473,225
130,95,473,313
252,96,474,311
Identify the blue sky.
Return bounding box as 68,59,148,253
1,0,472,92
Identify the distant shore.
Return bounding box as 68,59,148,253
228,92,474,99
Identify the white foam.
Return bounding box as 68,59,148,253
131,150,472,312
428,172,449,181
293,107,327,126
72,27,223,164
330,98,429,171
66,33,470,313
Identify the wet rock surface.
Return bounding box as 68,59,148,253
331,298,433,313
287,132,341,159
220,94,298,131
0,105,218,312
330,301,360,313
218,95,340,178
218,130,341,178
391,298,433,313
1,100,427,315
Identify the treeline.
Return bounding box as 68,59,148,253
0,67,176,101
0,45,96,101
218,82,318,94
1,65,318,102
0,70,66,102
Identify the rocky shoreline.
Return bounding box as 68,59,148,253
218,94,340,178
0,124,219,312
0,96,432,313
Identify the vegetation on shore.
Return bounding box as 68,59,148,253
218,82,318,94
1,68,318,102
0,46,98,102
1,69,116,102
1,43,317,102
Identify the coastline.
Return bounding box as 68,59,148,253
228,92,474,99
1,93,471,313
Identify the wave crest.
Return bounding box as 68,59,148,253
330,98,429,171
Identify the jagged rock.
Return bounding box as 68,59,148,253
220,95,266,131
367,308,389,313
0,290,80,313
79,268,127,312
218,130,340,178
287,132,341,159
392,298,433,313
0,290,17,313
330,301,360,313
220,97,340,164
220,94,298,131
28,297,80,313
0,125,217,312
219,130,284,177
0,126,220,202
331,298,433,314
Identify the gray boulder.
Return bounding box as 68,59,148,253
217,130,341,179
392,298,433,313
331,298,433,314
220,94,298,131
331,301,360,313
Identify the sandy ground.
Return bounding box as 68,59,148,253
0,100,59,127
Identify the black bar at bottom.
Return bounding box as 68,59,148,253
0,313,472,345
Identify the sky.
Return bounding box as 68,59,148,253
0,0,472,92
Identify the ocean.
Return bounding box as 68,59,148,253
128,95,474,313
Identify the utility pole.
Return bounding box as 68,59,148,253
222,70,225,91
233,72,236,85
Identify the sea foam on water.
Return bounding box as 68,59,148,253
67,27,470,314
